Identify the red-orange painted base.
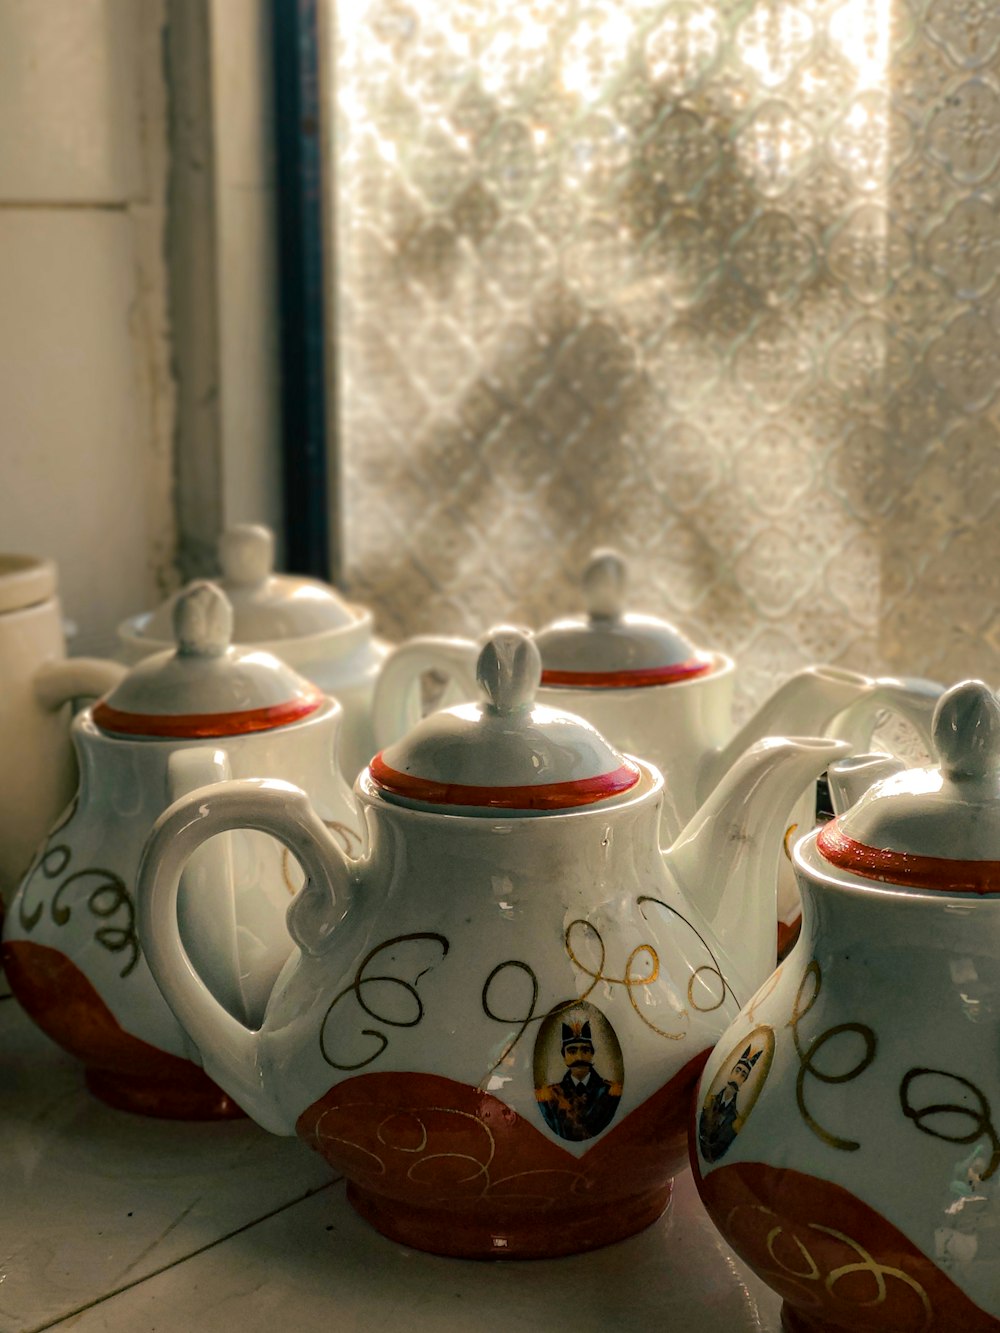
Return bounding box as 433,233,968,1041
297,1050,709,1259
348,1177,672,1260
694,1160,1000,1332
3,938,244,1121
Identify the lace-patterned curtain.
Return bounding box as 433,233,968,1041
327,0,1000,717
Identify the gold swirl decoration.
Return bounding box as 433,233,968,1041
788,961,877,1151
17,840,139,979
312,1102,587,1208
564,918,688,1040
319,933,450,1071
900,1067,1000,1181
724,1203,933,1330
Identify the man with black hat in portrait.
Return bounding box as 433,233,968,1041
536,1017,622,1142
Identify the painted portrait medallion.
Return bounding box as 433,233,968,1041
533,1000,624,1143
698,1025,775,1164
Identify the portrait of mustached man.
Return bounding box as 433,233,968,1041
535,1016,623,1142
698,1042,763,1164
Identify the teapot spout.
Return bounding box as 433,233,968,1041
702,666,876,800
665,735,851,998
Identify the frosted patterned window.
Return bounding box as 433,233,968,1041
326,1,1000,712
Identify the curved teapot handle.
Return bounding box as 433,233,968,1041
136,778,355,1134
167,748,244,1022
371,635,479,749
34,656,126,711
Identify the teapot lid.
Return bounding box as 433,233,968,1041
816,680,1000,895
534,549,713,688
141,525,357,643
371,626,641,812
93,582,324,739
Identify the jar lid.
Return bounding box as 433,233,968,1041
93,582,324,739
141,525,357,643
816,680,1000,895
0,554,57,615
371,627,642,812
534,549,713,688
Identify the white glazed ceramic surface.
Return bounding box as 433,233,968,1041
692,681,1000,1333
0,554,124,900
115,526,390,784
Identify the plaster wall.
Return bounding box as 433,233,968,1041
0,0,175,653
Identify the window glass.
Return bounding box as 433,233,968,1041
327,1,1000,713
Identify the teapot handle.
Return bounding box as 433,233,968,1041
371,635,479,749
167,748,245,1023
34,657,126,710
136,778,355,1134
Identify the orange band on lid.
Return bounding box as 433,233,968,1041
370,753,641,810
93,690,324,739
540,657,713,689
817,820,1000,896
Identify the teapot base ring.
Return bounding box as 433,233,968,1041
345,1178,672,1260
84,1064,246,1121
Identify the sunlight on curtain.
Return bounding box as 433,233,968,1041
328,1,1000,714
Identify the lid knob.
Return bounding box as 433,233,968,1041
173,582,234,658
476,627,541,715
934,679,1000,783
583,548,626,620
218,524,274,587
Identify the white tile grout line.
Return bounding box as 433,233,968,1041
30,1177,345,1333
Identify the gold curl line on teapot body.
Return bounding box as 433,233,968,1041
788,960,877,1152
723,1202,933,1329
564,918,688,1041
16,837,139,979
900,1067,1000,1182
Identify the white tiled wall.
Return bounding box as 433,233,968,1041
0,0,174,651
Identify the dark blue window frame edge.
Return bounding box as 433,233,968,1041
272,0,337,581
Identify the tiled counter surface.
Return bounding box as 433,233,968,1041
1,995,782,1333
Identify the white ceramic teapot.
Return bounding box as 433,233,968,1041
372,549,942,950
0,554,125,900
692,679,1000,1333
373,550,940,834
3,582,359,1118
136,627,846,1255
116,524,389,783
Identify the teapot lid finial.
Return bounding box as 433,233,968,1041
816,679,1000,895
173,582,233,658
477,627,541,715
933,680,1000,784
218,524,274,588
583,548,626,621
